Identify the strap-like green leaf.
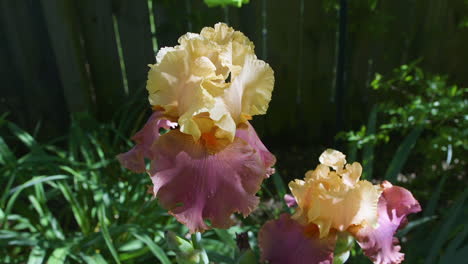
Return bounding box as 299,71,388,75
384,126,423,182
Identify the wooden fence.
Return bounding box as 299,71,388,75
1,0,467,148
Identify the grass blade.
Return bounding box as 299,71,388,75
384,126,423,182
82,254,109,264
27,246,46,264
362,105,377,179
423,174,448,217
424,189,468,264
8,175,69,195
97,205,121,264
132,232,171,264
47,247,69,264
214,228,237,249
0,135,15,166
7,122,38,149
57,182,91,234
271,171,287,199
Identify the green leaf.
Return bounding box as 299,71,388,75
423,175,448,217
8,175,69,195
204,0,249,8
7,122,38,149
236,249,256,264
57,182,91,234
0,230,37,246
0,135,15,166
397,216,436,237
47,247,69,264
214,229,237,249
27,246,46,264
384,126,423,182
424,189,468,264
166,231,208,264
97,205,121,264
82,254,109,264
440,224,468,263
271,171,287,199
362,105,378,179
132,232,171,264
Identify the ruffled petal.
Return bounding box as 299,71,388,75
319,149,346,171
352,181,421,264
290,149,382,238
284,194,298,208
234,122,276,176
149,124,274,233
290,174,381,238
223,55,274,123
259,214,336,264
147,23,273,142
117,111,176,173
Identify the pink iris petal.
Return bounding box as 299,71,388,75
117,111,177,173
235,123,276,177
284,194,298,208
354,181,421,264
149,124,275,233
259,214,336,264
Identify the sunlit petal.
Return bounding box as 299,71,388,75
352,181,421,264
319,149,346,171
149,124,274,233
290,149,381,238
146,23,273,142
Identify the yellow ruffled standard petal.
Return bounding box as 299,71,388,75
146,23,274,143
290,149,382,238
319,149,347,171
223,55,274,123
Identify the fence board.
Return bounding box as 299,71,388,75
152,0,190,48
41,0,94,114
77,0,125,120
0,0,68,137
114,0,155,94
0,14,27,127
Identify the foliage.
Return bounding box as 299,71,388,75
0,106,285,263
203,0,249,8
337,63,468,264
339,62,467,178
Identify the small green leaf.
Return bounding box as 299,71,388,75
214,229,237,249
82,254,109,264
27,246,46,264
236,249,256,264
97,205,121,264
271,171,287,199
47,247,69,264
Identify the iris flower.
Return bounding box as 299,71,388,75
259,149,421,264
118,23,276,233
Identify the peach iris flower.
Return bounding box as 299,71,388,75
259,149,421,264
118,23,276,233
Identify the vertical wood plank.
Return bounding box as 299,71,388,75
0,14,28,127
113,0,155,94
77,0,125,120
0,0,69,137
152,0,189,48
40,0,94,114
191,1,224,32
